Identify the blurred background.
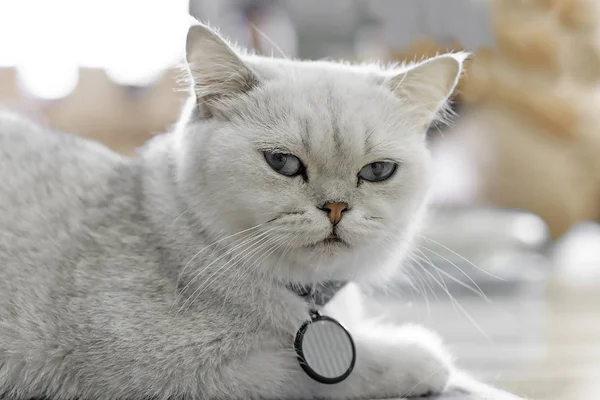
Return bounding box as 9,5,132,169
1,0,600,399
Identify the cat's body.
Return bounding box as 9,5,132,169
0,23,466,399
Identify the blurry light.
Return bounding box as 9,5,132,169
430,134,478,205
0,2,21,67
17,64,79,100
102,0,190,87
554,222,600,286
14,0,80,100
105,62,167,88
0,0,189,88
511,214,550,247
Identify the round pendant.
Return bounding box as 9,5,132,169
294,312,356,384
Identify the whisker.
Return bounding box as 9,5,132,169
175,222,266,286
170,205,193,226
419,235,505,281
410,255,493,342
173,227,266,308
376,235,430,310
173,227,278,312
222,234,290,308
213,233,291,318
249,22,288,59
416,244,489,302
412,247,452,298
180,228,286,313
412,251,489,301
406,255,439,301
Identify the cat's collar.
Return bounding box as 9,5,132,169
289,281,356,384
287,281,347,308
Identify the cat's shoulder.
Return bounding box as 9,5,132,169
0,110,127,184
0,109,131,220
0,110,122,165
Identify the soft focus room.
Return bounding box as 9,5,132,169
1,0,600,399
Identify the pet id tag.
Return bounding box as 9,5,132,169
294,310,356,384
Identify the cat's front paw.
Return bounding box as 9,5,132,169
359,323,453,398
392,324,452,397
397,332,451,397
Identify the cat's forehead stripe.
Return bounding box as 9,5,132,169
328,94,343,154
300,117,311,153
364,128,376,150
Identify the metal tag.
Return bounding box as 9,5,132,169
294,311,356,384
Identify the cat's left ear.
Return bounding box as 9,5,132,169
185,23,258,116
388,52,469,128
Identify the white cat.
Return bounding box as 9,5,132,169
0,21,467,399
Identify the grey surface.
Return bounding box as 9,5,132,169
405,374,523,400
431,379,522,400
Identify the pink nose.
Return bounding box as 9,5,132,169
321,202,349,225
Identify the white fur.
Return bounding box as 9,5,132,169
179,23,466,397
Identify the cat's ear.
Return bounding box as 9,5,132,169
388,52,469,128
185,23,258,116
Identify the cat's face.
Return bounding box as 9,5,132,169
177,24,466,284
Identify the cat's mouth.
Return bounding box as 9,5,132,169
305,233,350,249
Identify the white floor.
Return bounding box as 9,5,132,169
366,281,600,400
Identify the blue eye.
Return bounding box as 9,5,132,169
264,152,303,177
358,162,397,182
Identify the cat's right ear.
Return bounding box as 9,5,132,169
387,52,468,130
185,23,258,117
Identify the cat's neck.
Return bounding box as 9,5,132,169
140,134,199,268
139,134,272,294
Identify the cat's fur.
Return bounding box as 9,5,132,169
0,22,467,399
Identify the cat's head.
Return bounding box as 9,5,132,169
175,23,467,284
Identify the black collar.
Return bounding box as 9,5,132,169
287,281,347,308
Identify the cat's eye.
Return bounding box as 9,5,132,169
264,152,303,177
358,161,397,182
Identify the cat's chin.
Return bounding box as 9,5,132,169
297,239,354,261
303,234,351,250
291,242,355,271
270,237,400,285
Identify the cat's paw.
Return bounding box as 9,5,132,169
393,325,452,397
359,323,453,398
